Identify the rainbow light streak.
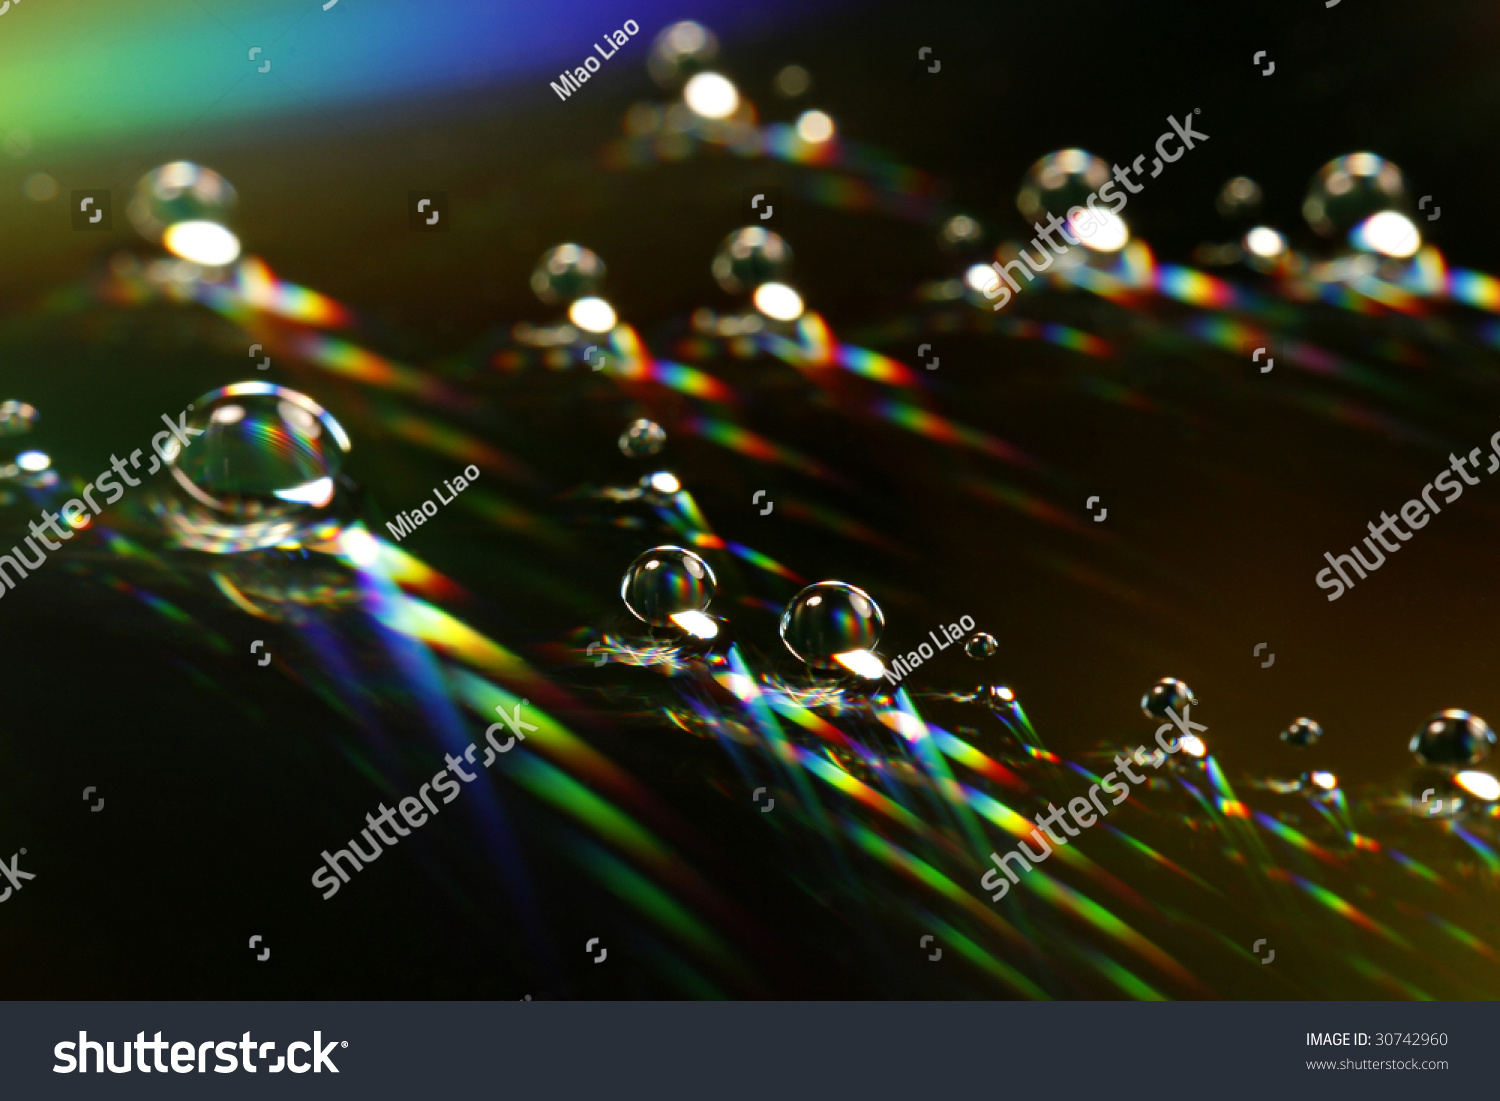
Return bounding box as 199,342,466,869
233,258,351,328
1154,264,1240,309
375,596,533,683
964,478,1101,537
1385,848,1446,889
1073,946,1166,1001
1290,875,1412,949
791,745,944,844
1018,873,1200,992
608,325,735,401
1103,825,1221,896
290,331,465,406
680,415,833,479
1448,269,1500,312
565,832,750,985
880,695,989,854
1426,915,1499,962
919,915,1051,999
872,400,1040,469
380,411,535,485
715,539,804,583
1252,811,1339,866
1345,956,1433,1000
931,731,1026,792
1448,823,1500,874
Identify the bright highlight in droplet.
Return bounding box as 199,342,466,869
1179,734,1207,758
569,296,617,333
338,525,381,567
964,263,1000,293
1310,770,1338,790
1071,209,1129,252
17,450,50,472
834,649,885,679
162,220,241,265
683,72,739,119
273,476,335,507
1244,226,1287,258
1350,211,1420,258
670,609,719,639
1456,770,1500,800
753,281,804,321
795,110,835,143
648,472,681,493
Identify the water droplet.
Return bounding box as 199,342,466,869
1281,717,1323,748
773,64,811,98
1215,176,1263,221
1410,710,1495,767
0,400,38,437
128,162,240,263
779,581,884,669
1015,149,1128,251
647,21,719,87
1140,677,1196,721
619,419,667,458
531,244,606,306
168,382,350,521
1302,153,1408,239
712,227,792,294
1455,770,1500,801
964,632,998,660
621,545,717,627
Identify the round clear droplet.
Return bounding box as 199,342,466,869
1302,152,1408,239
1410,709,1495,767
128,162,238,246
647,20,719,87
1215,176,1263,221
1140,677,1196,721
1281,717,1323,748
168,382,350,521
621,545,717,627
0,400,38,437
1015,149,1127,251
779,581,884,669
531,244,607,306
712,227,792,294
619,419,667,458
964,632,998,660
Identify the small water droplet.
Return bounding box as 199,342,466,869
1410,710,1494,767
964,632,998,660
619,419,666,458
0,400,38,437
621,545,717,627
712,227,792,294
647,21,720,87
779,581,884,670
1281,717,1323,748
128,162,240,262
1141,677,1196,721
531,244,606,306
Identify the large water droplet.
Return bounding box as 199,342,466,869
128,162,240,263
1410,710,1495,767
1140,677,1196,721
168,382,350,521
1281,717,1323,748
531,244,607,306
964,632,998,660
712,228,792,294
619,419,666,458
621,545,717,627
1302,153,1408,239
779,581,884,669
